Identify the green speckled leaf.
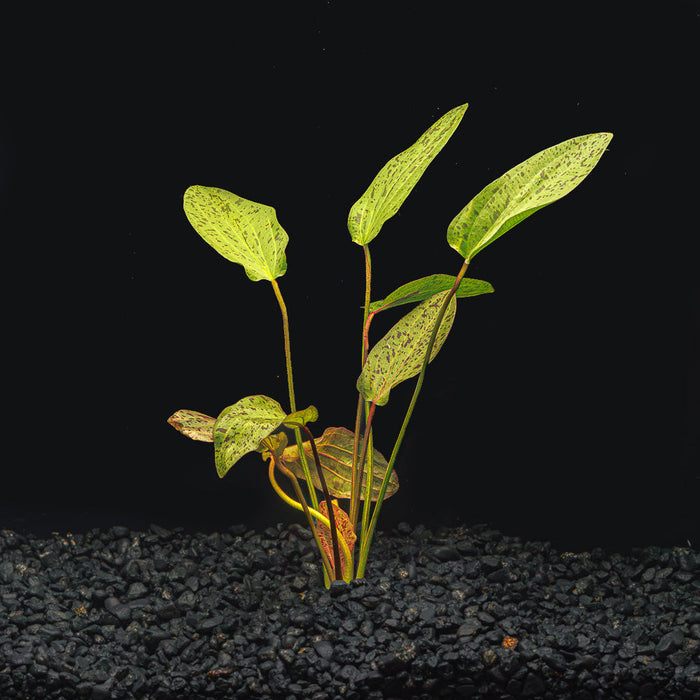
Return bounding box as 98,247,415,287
348,103,468,246
368,274,493,314
447,132,613,261
280,427,398,500
283,405,319,428
214,395,287,478
167,409,215,442
358,291,456,406
183,186,288,281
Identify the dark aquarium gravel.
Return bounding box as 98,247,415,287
1,521,699,699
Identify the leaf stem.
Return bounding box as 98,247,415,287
356,258,470,578
358,406,375,551
267,455,353,584
270,279,318,512
299,424,343,581
362,245,372,364
267,455,334,580
350,245,373,530
270,278,297,413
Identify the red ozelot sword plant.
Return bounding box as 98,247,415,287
168,102,612,587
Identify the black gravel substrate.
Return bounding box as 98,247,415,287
1,520,698,699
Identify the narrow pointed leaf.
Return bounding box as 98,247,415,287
447,132,613,261
280,427,399,500
368,274,493,314
348,103,468,246
214,395,287,478
183,186,288,281
358,291,456,406
167,409,215,442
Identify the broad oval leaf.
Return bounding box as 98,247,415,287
167,409,215,442
358,291,456,406
348,103,468,246
214,395,287,478
447,132,613,261
280,427,399,500
368,274,493,314
183,185,288,281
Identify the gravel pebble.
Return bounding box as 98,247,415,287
1,521,698,698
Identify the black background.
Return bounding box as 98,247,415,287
2,3,698,554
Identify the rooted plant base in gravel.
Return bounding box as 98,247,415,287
1,522,698,699
170,105,614,590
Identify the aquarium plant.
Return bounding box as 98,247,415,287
168,102,612,588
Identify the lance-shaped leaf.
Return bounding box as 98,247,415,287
183,185,288,281
368,274,493,314
214,395,287,478
279,427,399,500
447,132,613,261
167,409,215,442
316,500,356,581
348,103,468,246
358,291,456,406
